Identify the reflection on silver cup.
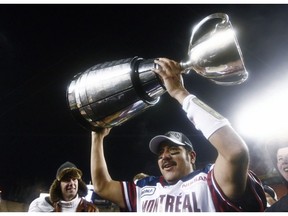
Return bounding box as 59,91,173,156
67,57,166,129
67,13,248,129
180,13,248,85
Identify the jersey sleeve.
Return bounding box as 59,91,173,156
207,169,267,212
120,181,137,212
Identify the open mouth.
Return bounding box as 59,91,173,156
67,187,76,191
162,161,176,170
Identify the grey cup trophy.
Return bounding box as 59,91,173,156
180,13,248,85
66,13,248,130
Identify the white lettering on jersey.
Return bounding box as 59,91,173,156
139,174,210,212
141,192,201,212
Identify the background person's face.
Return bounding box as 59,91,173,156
60,178,79,201
277,147,288,182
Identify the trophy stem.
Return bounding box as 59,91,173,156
179,61,194,74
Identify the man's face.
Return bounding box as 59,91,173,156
277,147,288,182
157,143,195,184
60,177,79,201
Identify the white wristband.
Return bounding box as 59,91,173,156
182,94,230,139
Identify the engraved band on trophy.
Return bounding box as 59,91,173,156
66,13,248,130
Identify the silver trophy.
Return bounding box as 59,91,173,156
67,13,248,129
180,13,248,85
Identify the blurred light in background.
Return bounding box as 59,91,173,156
233,73,288,143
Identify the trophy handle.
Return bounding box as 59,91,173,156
187,13,229,64
180,13,248,86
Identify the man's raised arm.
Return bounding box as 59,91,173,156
90,128,126,208
153,57,250,200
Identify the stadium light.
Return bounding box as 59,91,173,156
233,74,288,143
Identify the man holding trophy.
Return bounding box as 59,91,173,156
65,13,266,212
89,58,266,212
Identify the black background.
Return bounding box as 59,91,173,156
0,4,287,203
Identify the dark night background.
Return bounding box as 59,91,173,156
0,4,287,204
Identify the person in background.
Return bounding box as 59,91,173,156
28,161,99,212
133,173,150,183
90,58,266,212
265,143,288,211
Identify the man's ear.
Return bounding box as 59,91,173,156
189,151,196,164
